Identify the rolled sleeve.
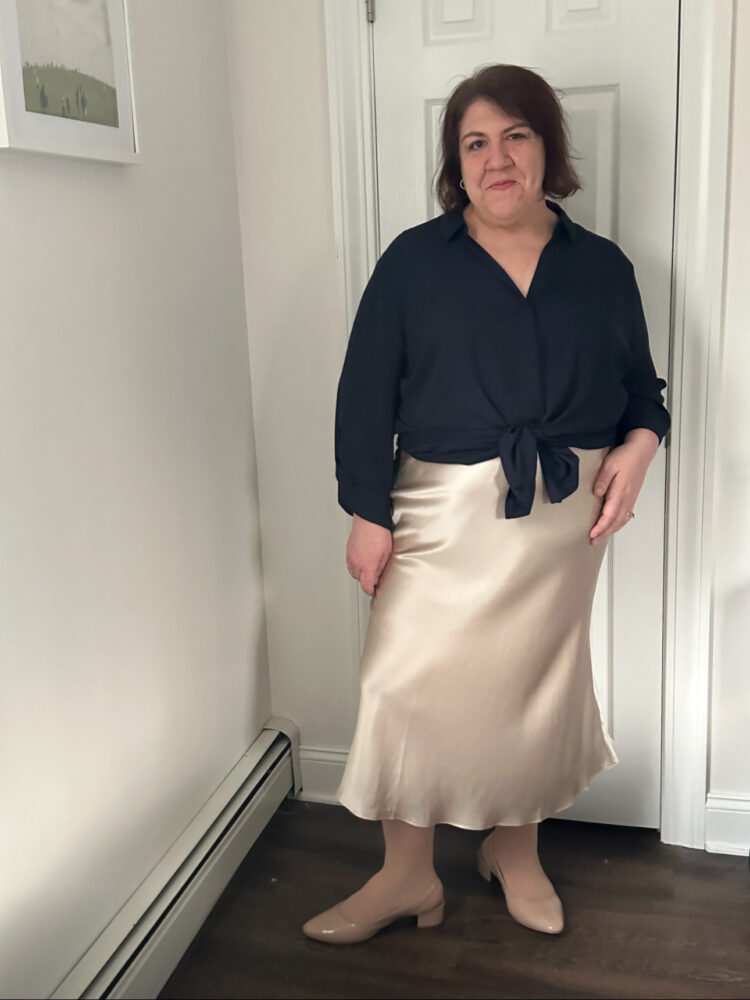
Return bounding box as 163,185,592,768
615,262,671,447
334,242,405,529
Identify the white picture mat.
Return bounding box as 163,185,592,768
0,0,139,162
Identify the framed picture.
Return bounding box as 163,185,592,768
0,0,138,163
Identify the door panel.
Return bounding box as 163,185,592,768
366,0,677,827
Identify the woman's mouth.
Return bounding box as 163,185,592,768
489,180,516,190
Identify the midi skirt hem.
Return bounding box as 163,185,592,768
337,748,619,831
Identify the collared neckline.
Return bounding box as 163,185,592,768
439,198,576,243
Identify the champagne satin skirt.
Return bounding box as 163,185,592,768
336,445,620,829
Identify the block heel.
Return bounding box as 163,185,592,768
416,897,445,928
303,877,445,943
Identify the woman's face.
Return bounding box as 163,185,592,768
457,99,546,227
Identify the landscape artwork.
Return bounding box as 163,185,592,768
17,0,118,127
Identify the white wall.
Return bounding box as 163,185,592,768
0,3,270,996
710,2,750,802
224,0,359,778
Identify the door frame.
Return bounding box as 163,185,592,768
323,0,735,850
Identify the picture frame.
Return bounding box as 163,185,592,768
0,0,139,163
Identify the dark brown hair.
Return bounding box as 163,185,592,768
434,64,582,212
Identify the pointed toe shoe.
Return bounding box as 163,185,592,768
477,833,564,935
302,878,445,944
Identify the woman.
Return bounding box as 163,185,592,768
303,64,670,944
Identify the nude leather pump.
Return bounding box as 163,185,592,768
302,878,445,944
477,833,564,934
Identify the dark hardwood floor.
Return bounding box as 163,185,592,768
159,797,750,999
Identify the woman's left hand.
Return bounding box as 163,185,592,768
589,430,660,545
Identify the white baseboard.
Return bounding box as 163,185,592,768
293,744,349,805
296,747,750,858
52,726,297,1000
704,793,750,856
104,747,293,999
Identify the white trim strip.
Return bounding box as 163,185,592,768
705,792,750,856
323,0,381,674
661,0,734,849
51,729,287,998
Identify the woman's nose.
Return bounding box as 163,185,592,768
486,140,513,165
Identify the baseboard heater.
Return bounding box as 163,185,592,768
51,716,301,1000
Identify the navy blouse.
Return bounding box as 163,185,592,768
334,200,671,530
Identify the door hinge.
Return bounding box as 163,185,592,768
365,0,375,23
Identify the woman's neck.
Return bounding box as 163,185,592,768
463,198,558,246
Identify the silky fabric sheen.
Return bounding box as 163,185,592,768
336,445,620,830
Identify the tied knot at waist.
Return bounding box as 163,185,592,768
396,423,602,519
499,425,579,518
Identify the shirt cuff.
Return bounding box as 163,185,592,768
616,398,671,446
337,480,393,530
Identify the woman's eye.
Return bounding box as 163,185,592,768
467,133,528,150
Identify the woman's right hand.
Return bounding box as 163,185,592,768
347,514,393,596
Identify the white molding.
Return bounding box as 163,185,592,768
661,0,734,849
323,0,380,669
323,0,736,851
705,793,750,856
103,749,293,1000
51,729,294,999
294,750,749,858
295,744,351,804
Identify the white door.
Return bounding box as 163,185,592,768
364,0,677,828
